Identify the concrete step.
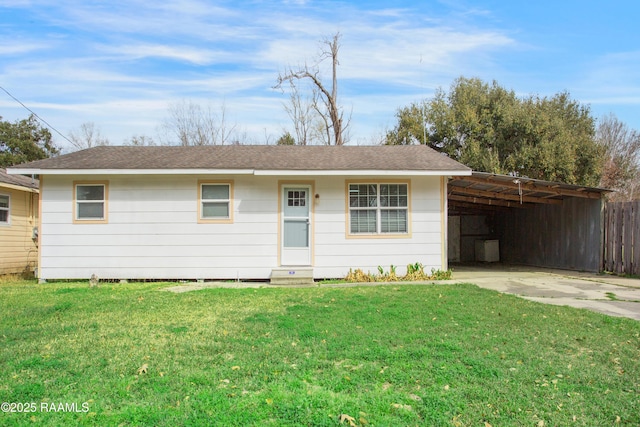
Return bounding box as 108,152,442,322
270,267,314,286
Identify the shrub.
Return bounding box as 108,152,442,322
344,263,452,282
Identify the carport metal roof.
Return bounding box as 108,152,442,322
448,171,611,215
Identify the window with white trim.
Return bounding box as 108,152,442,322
200,183,231,220
75,183,106,221
348,183,408,234
0,194,9,225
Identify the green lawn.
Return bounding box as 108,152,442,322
0,280,638,426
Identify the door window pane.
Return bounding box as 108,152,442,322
284,220,309,247
287,190,306,207
284,188,309,217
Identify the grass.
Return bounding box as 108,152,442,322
606,292,619,301
0,280,638,426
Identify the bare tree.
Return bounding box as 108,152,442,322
68,122,109,151
215,102,238,145
262,128,275,145
125,134,156,146
275,32,350,145
597,114,640,201
282,80,316,145
159,100,238,146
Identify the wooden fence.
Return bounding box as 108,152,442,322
604,201,640,275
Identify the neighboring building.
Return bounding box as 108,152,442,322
8,145,471,281
0,168,39,276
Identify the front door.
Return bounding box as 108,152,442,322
281,186,311,266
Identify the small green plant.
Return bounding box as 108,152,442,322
429,267,453,280
378,264,398,281
369,265,395,282
407,262,423,275
404,262,426,280
345,268,376,282
345,263,452,282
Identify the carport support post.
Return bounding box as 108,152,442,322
441,176,449,271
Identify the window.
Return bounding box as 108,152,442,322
199,181,233,223
348,183,408,235
287,190,306,207
0,194,9,225
74,182,108,223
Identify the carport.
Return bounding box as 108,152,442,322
447,172,610,272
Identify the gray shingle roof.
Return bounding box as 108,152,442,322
0,168,39,190
9,145,470,173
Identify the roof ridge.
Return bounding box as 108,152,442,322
7,144,471,173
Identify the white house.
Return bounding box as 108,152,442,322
9,145,471,282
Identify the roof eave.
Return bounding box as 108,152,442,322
7,168,256,176
254,169,472,176
8,168,472,177
0,181,39,193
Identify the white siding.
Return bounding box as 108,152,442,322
39,174,444,280
312,176,443,278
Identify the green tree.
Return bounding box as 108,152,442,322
386,77,603,186
276,132,296,145
0,114,59,167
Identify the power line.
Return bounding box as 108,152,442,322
0,85,74,145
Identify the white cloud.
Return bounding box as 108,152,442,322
100,43,226,65
0,1,538,145
46,0,241,40
257,8,515,95
0,0,32,6
0,40,48,55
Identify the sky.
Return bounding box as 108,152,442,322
1,0,639,151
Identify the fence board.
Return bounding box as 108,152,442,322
617,206,624,274
604,201,640,276
623,202,632,274
605,203,613,272
610,203,618,272
631,202,640,276
613,202,619,273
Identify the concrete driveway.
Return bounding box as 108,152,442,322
451,264,640,321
